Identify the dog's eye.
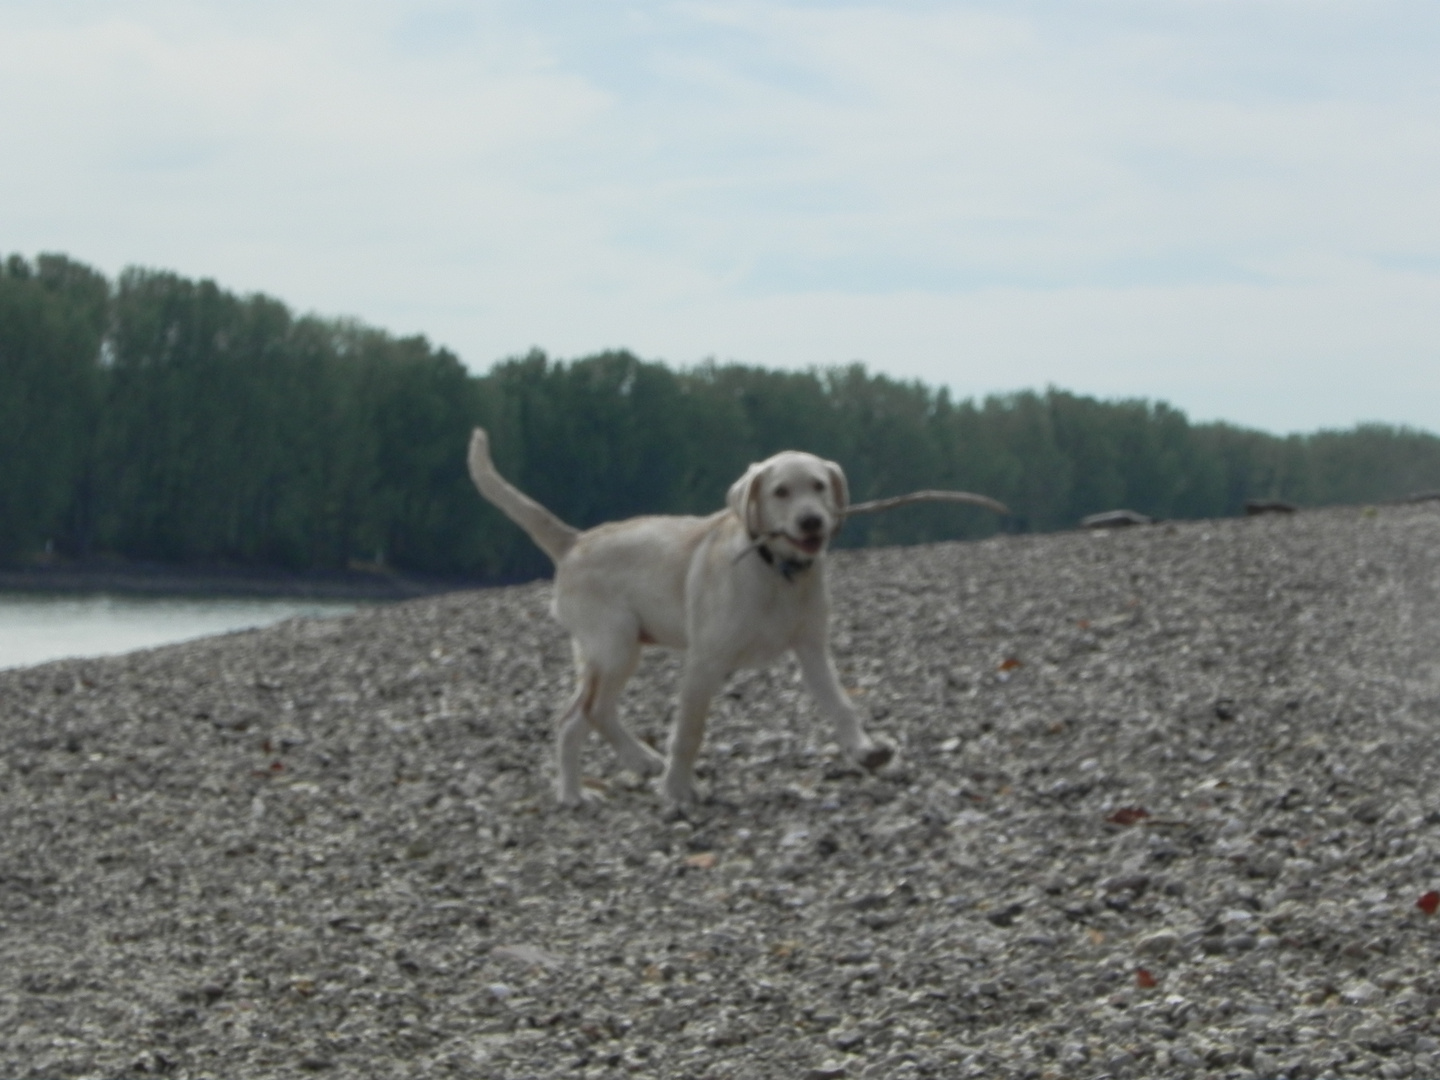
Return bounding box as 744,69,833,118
774,485,790,498
813,480,825,492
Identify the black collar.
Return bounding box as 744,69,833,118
756,542,813,582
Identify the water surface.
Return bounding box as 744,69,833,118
0,593,359,671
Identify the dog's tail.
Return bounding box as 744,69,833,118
467,428,579,564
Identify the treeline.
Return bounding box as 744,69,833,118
3,252,1438,581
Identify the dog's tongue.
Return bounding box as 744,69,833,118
798,536,823,554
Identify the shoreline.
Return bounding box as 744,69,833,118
7,494,1435,604
0,559,535,601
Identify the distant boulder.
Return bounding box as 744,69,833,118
1080,509,1152,529
1244,499,1298,515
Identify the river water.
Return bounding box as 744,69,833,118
0,593,361,671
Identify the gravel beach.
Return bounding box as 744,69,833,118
3,503,1439,1080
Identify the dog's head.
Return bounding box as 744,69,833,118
727,451,849,559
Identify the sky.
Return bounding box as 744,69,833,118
3,0,1438,435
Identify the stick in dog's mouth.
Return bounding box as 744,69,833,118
844,489,1011,518
732,487,1010,566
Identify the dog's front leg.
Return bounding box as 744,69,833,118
794,636,894,771
661,661,725,807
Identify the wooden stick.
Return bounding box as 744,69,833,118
735,488,1011,564
845,489,1011,518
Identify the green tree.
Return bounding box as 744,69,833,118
0,254,107,560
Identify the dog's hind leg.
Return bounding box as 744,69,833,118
569,633,662,775
586,653,665,776
554,671,597,807
556,642,664,806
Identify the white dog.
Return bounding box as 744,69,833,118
467,428,893,807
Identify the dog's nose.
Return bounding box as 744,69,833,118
799,514,824,535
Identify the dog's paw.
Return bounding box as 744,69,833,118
556,780,601,809
855,739,895,772
660,771,701,809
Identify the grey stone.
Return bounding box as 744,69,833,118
1081,509,1153,528
1135,930,1180,957
1341,980,1383,1006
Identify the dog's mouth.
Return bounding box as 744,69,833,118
787,533,826,556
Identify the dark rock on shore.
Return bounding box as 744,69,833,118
1079,509,1153,529
2,504,1439,1079
1244,499,1299,516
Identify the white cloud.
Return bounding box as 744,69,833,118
1,0,1437,433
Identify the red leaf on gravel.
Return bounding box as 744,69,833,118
269,760,285,772
1135,968,1158,989
1106,806,1150,826
1418,891,1440,915
998,657,1023,671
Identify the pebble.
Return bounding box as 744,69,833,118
1341,980,1383,1006
1135,930,1180,957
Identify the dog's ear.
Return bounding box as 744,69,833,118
825,460,849,533
727,462,767,537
